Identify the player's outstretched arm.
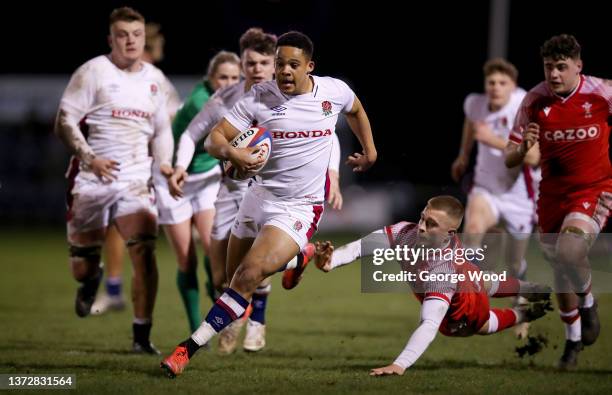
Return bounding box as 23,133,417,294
316,225,399,272
370,298,448,376
345,96,377,172
369,364,405,377
315,239,367,272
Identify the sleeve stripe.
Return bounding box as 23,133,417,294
424,292,451,304
384,225,395,247
509,132,522,144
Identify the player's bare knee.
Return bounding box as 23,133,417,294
69,244,101,281
233,263,264,290
540,243,557,265
200,237,212,254
127,234,158,274
552,247,577,269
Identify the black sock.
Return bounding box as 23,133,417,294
133,323,152,345
81,268,102,296
180,338,201,358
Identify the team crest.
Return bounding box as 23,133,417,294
582,101,592,118
293,220,303,231
150,84,158,96
322,101,332,116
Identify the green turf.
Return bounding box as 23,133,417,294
1,229,611,394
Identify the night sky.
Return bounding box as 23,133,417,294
3,0,611,185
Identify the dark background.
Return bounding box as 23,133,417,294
1,0,611,223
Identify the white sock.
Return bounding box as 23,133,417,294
578,292,594,309
191,322,216,346
133,317,151,325
284,256,298,270
486,310,499,334
559,309,581,342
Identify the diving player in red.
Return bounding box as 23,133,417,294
313,195,551,375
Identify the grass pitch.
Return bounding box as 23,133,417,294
1,228,611,394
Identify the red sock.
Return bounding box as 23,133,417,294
491,308,518,332
559,307,580,324
492,277,520,297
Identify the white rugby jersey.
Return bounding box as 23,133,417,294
60,55,173,182
464,88,533,196
224,76,355,202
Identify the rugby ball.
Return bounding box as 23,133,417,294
223,126,272,180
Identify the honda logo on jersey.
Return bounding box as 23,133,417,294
543,125,599,142
271,129,332,139
111,108,152,120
